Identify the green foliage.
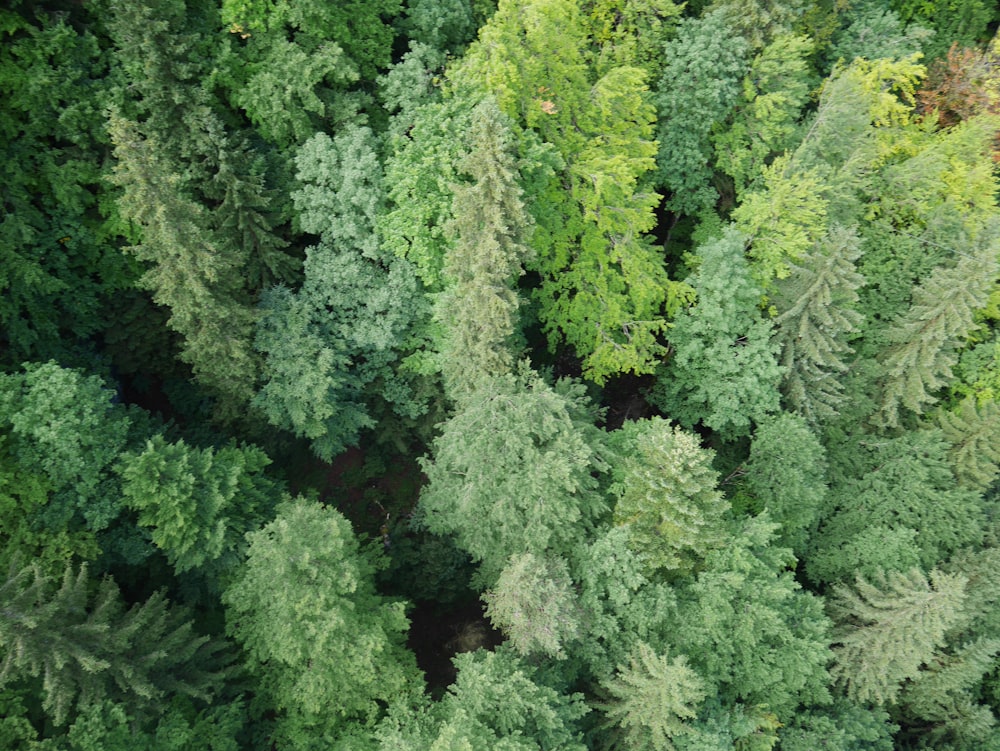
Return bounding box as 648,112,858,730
771,225,866,423
598,642,707,751
0,362,131,533
779,700,897,751
483,552,582,659
437,98,533,395
809,430,984,582
0,561,229,726
583,0,683,74
938,397,1000,491
669,516,832,717
827,1,933,66
890,0,995,60
743,413,827,554
418,368,609,583
655,8,750,216
652,228,784,438
875,223,1000,427
829,567,968,705
118,436,276,575
609,418,730,577
223,499,418,733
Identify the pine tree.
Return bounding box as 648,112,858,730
829,567,967,705
0,561,229,726
875,223,1000,427
598,642,707,751
437,98,533,396
771,225,866,424
609,418,730,577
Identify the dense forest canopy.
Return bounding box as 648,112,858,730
2,0,1000,748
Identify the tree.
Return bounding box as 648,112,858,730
829,567,967,705
771,225,865,424
609,418,730,577
875,221,1000,427
743,413,827,554
436,98,533,396
654,8,749,216
827,1,932,68
118,436,278,575
937,397,1000,491
651,227,784,438
0,561,229,726
223,499,419,737
417,368,609,583
598,642,707,751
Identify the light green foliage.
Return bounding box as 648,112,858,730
256,127,426,460
583,0,682,74
108,116,258,417
655,9,750,216
779,700,897,751
771,225,865,424
875,224,1000,427
827,1,933,66
610,418,730,577
744,413,827,554
0,362,131,533
599,642,707,751
483,553,581,659
223,499,418,731
899,638,1000,748
938,397,1000,491
829,567,967,705
714,34,814,197
376,649,589,751
0,562,228,726
652,228,784,438
453,0,674,382
401,0,476,51
809,430,984,582
669,516,832,717
437,98,533,394
0,12,127,362
418,369,608,583
118,436,276,574
709,0,805,50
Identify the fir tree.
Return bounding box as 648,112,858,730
829,567,967,705
0,561,229,726
937,397,1000,492
771,225,866,424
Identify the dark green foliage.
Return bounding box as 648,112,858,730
418,368,609,583
652,227,784,437
655,9,749,216
743,413,827,554
827,1,933,66
779,700,897,751
0,561,229,726
938,398,1000,491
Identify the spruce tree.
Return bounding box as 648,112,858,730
937,397,1000,492
829,567,967,705
0,561,229,726
771,225,865,424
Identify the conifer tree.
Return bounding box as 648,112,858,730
609,418,730,577
771,225,866,424
598,642,707,751
0,561,229,726
744,413,828,554
437,98,533,396
223,499,419,739
829,567,967,705
652,227,784,437
418,368,608,583
938,397,1000,491
876,223,1000,427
